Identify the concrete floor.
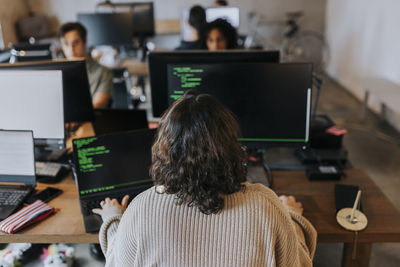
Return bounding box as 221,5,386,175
312,76,400,267
21,75,400,266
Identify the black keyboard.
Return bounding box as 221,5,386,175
0,190,29,206
81,194,134,215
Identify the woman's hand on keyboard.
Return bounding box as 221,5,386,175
92,195,130,221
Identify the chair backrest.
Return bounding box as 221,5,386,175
16,15,52,42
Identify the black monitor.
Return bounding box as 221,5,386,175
131,2,155,37
78,13,134,47
149,50,280,117
93,109,148,136
149,52,312,147
0,59,94,123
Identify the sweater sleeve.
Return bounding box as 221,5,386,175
99,215,121,256
246,182,317,266
274,206,317,267
99,202,140,266
287,207,317,260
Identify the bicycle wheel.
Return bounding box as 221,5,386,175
283,31,329,73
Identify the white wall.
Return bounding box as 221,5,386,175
28,0,326,36
325,0,400,100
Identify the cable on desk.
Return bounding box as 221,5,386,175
257,149,273,188
261,156,274,188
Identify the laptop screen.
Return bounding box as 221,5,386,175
0,130,35,185
72,129,155,196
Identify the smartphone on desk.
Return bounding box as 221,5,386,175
25,187,63,205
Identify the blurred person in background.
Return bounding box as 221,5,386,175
59,22,112,109
204,18,238,50
176,5,207,50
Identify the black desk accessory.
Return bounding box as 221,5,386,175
306,166,342,181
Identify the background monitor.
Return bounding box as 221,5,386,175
131,2,155,37
206,6,240,28
0,70,64,147
149,50,280,117
78,13,134,47
93,109,148,136
0,59,94,123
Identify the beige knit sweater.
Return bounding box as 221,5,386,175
99,182,317,267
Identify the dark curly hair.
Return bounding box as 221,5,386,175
204,18,238,49
150,91,247,214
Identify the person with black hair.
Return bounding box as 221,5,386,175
176,5,206,50
58,22,112,109
93,91,317,266
204,18,238,50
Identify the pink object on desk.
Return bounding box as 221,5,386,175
326,126,348,136
0,200,55,234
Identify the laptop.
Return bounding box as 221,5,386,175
72,128,155,232
0,130,36,220
93,108,148,136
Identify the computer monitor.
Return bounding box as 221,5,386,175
150,53,312,147
93,109,148,136
0,59,94,123
78,13,134,47
0,70,64,148
206,6,240,28
149,50,280,117
131,2,155,37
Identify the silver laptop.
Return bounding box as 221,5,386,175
0,130,36,220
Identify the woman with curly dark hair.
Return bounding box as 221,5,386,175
204,18,238,50
94,91,317,267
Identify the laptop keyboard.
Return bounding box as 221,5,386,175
0,190,29,206
81,194,133,215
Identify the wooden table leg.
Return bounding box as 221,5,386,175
341,243,372,267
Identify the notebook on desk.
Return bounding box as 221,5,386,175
0,130,36,220
72,129,155,233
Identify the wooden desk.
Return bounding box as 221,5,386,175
0,174,97,243
271,169,400,267
1,169,400,267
